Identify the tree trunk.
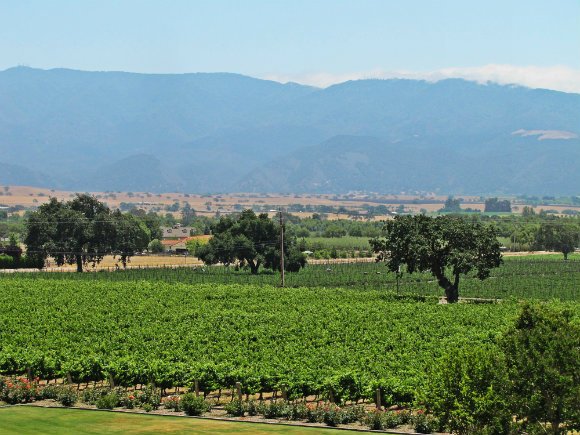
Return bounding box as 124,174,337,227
76,255,83,273
437,273,459,303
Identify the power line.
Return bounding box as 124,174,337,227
21,239,285,256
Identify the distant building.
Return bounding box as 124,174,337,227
161,236,199,254
161,225,196,239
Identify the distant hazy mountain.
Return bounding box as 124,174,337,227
1,66,578,195
0,162,56,188
240,134,580,195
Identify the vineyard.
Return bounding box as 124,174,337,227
0,275,577,402
9,257,580,301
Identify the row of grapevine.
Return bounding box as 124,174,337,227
9,258,580,300
3,278,577,405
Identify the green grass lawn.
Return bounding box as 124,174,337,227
0,406,359,434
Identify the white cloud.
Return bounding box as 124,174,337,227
263,64,580,93
512,129,578,140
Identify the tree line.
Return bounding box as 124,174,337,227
3,195,579,280
24,195,156,272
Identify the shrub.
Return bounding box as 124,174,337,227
224,399,245,417
0,254,14,269
364,409,402,429
0,377,39,404
340,405,365,424
181,393,211,416
39,384,61,400
142,403,153,412
261,400,291,419
288,401,309,420
82,387,109,405
39,384,77,406
111,386,126,397
96,392,119,409
306,402,325,423
322,403,343,427
364,410,385,430
163,395,181,412
57,386,78,407
396,409,412,425
382,410,401,429
121,392,137,409
245,399,260,416
137,385,161,410
413,411,439,434
19,255,45,269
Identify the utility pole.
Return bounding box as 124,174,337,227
279,209,285,287
396,265,400,295
270,208,285,287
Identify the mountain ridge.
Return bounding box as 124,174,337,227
1,67,578,195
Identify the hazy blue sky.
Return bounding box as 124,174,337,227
1,0,579,90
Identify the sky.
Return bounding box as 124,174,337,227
1,0,579,92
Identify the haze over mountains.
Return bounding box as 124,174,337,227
1,66,579,195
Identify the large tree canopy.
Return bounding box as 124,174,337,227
195,209,306,274
370,215,502,302
534,220,579,260
25,194,150,272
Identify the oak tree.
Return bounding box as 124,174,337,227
534,220,578,260
25,194,149,272
196,209,305,274
370,215,502,302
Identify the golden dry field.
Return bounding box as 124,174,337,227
1,185,579,217
0,185,478,215
42,255,204,271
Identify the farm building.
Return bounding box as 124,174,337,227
160,236,204,254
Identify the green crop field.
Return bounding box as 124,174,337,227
0,276,578,403
304,236,372,251
504,252,580,261
9,256,580,300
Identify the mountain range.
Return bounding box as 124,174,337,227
1,66,579,195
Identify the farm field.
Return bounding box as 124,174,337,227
0,406,351,435
40,254,205,271
0,185,425,217
0,276,578,402
6,184,578,217
303,236,372,252
11,256,580,301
